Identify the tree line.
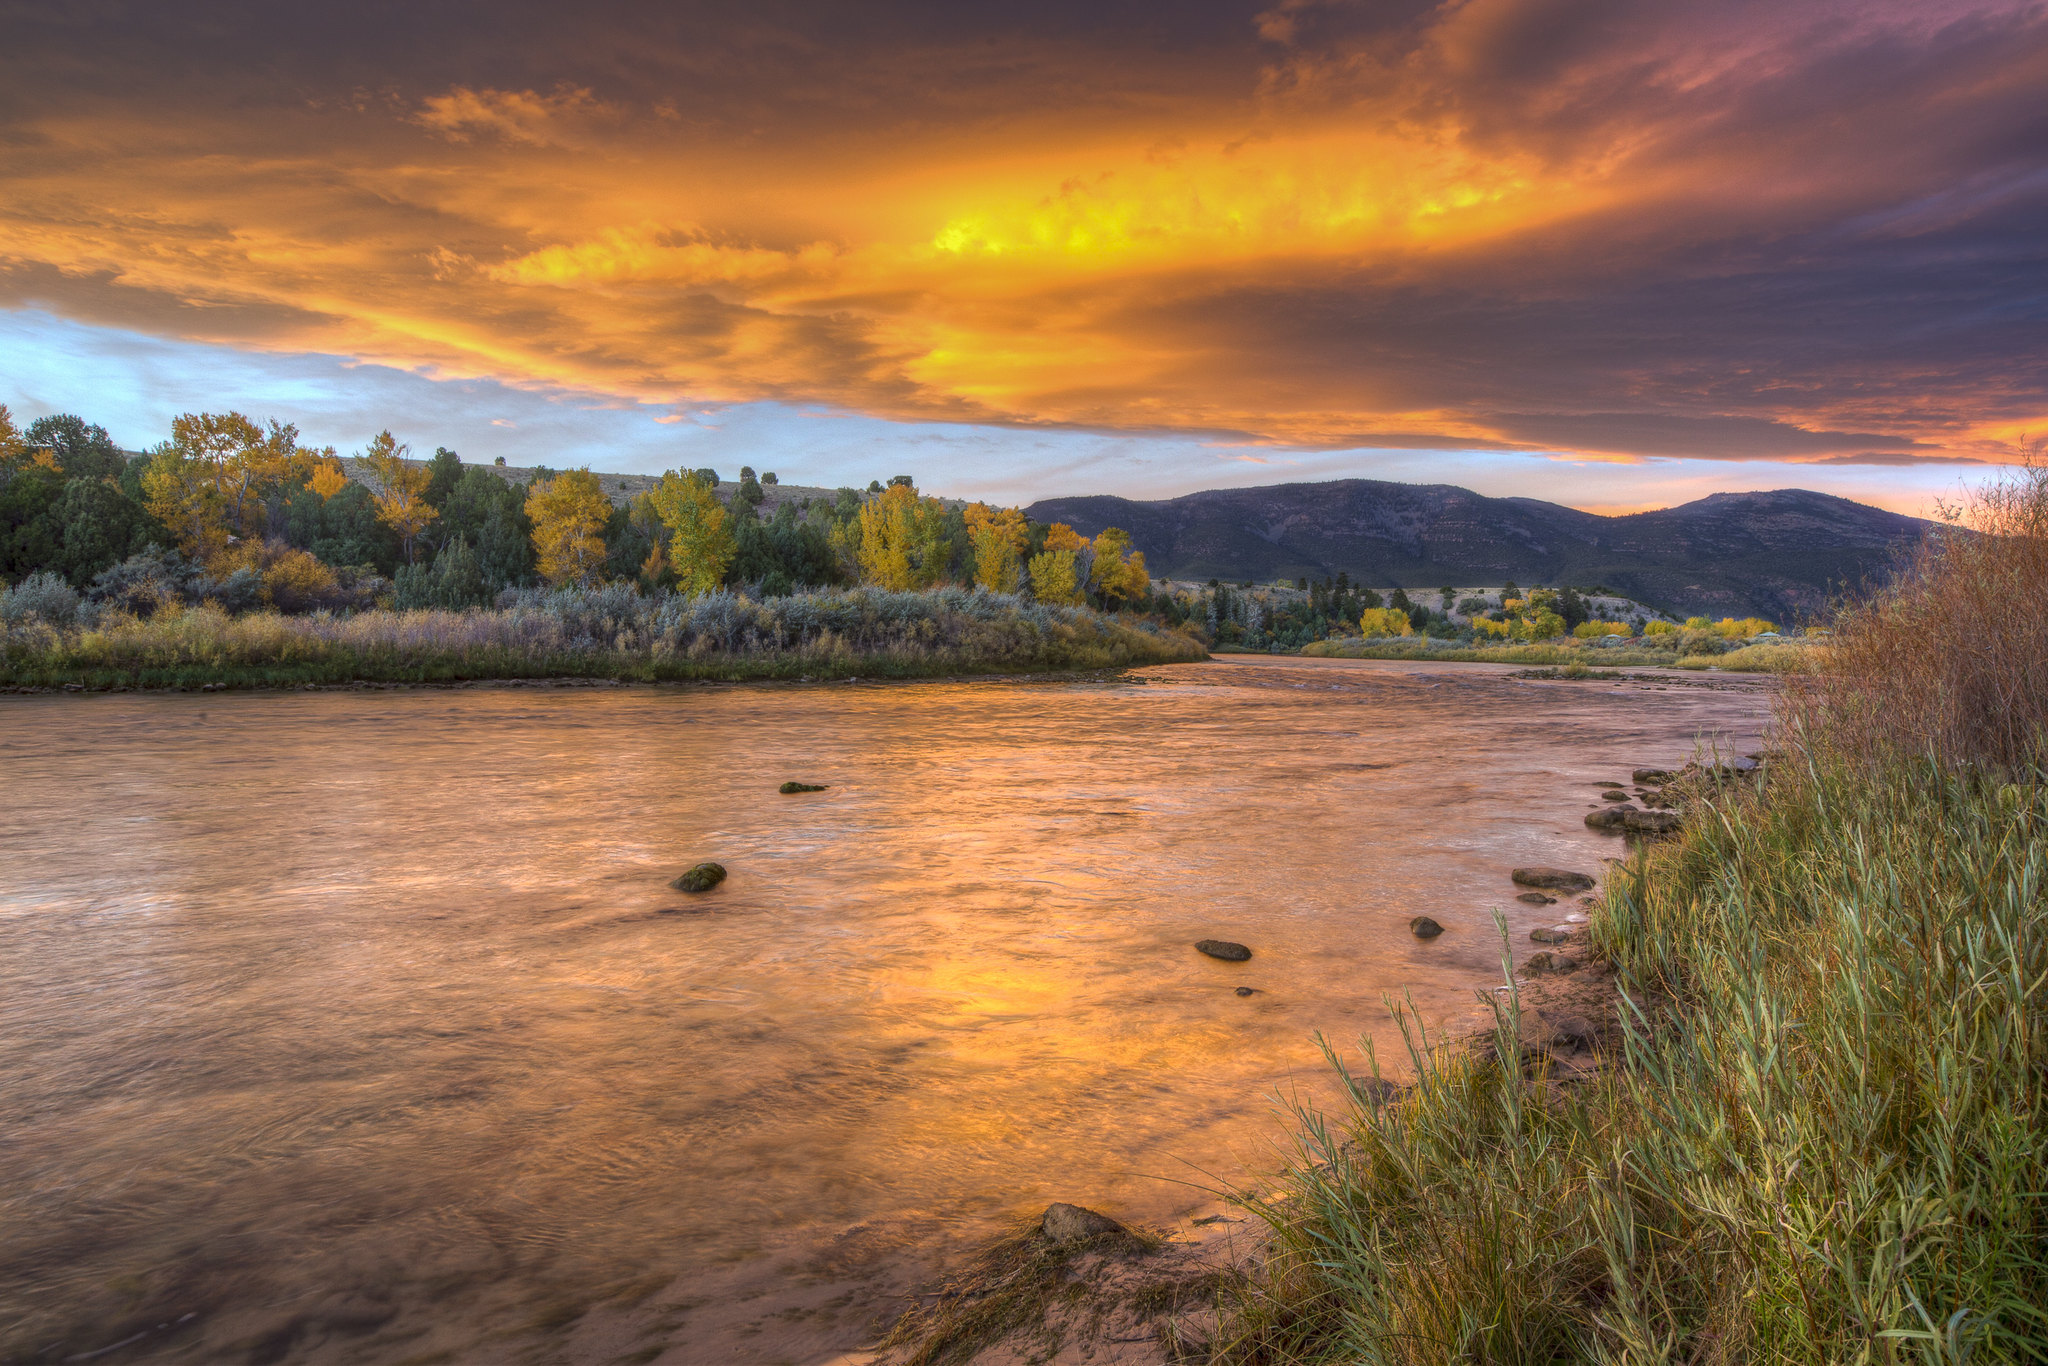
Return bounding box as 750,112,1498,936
0,406,1154,614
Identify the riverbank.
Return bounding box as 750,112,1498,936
0,586,1205,690
879,470,2046,1364
1300,636,1810,672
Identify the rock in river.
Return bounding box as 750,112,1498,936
1516,892,1555,905
1409,916,1444,939
1511,867,1596,893
1196,939,1252,961
1521,951,1581,976
1041,1202,1128,1245
1529,926,1572,944
779,781,829,794
671,862,728,892
1633,768,1674,783
1623,810,1683,834
1600,790,1632,802
1586,806,1634,830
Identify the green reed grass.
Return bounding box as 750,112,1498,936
1219,756,2046,1363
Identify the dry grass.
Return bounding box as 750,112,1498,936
1799,455,2048,773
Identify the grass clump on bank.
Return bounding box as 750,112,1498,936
1219,467,2048,1364
0,583,1204,689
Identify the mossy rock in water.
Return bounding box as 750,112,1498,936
1195,938,1252,961
671,862,727,892
779,781,829,794
1512,867,1597,892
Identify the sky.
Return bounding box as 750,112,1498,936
2,0,2043,515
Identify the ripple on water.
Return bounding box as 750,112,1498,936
0,658,1770,1361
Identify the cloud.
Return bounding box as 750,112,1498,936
413,84,611,146
0,0,2042,473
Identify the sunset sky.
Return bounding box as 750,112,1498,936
2,0,2043,514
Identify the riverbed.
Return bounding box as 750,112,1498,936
0,657,1771,1364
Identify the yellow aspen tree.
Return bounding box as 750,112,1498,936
1028,548,1083,605
308,454,349,499
1087,526,1150,606
964,502,1029,593
856,482,950,589
1359,606,1414,636
360,431,438,564
526,469,612,586
647,469,735,594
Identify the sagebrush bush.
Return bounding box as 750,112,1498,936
0,583,1205,686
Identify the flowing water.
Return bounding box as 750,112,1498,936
0,657,1772,1364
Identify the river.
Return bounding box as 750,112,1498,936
0,657,1771,1364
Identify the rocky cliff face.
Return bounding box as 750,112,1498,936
1024,482,1927,620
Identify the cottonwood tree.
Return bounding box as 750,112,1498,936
856,481,951,590
1088,526,1150,607
140,411,301,560
526,469,612,586
964,502,1029,593
360,431,438,565
1027,522,1091,605
647,470,735,594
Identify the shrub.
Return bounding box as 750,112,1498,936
0,570,81,625
1798,457,2048,773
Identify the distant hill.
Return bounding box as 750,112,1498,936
1024,481,1929,620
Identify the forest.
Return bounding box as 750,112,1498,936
0,407,1157,620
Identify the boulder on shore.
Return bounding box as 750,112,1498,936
1511,867,1596,893
1529,926,1572,944
779,781,829,794
1633,768,1674,783
1409,916,1444,939
671,862,728,893
1586,807,1633,830
1521,951,1581,976
1041,1202,1128,1244
1195,939,1252,961
1623,810,1683,834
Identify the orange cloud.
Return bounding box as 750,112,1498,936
0,0,2040,469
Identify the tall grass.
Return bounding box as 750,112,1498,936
0,585,1205,688
1217,465,2048,1364
1800,458,2048,772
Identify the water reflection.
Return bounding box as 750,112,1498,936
0,658,1770,1362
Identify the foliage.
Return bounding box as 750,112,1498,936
525,469,612,586
647,470,735,593
1572,619,1632,637
140,411,304,560
1357,606,1412,637
439,466,533,588
857,481,953,590
25,414,126,484
0,570,83,626
965,502,1029,593
393,537,491,610
1796,455,2048,774
359,430,438,565
0,585,1206,687
1088,526,1150,606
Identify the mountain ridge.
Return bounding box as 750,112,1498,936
1023,480,1929,620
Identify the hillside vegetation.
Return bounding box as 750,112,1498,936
1030,481,1926,621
